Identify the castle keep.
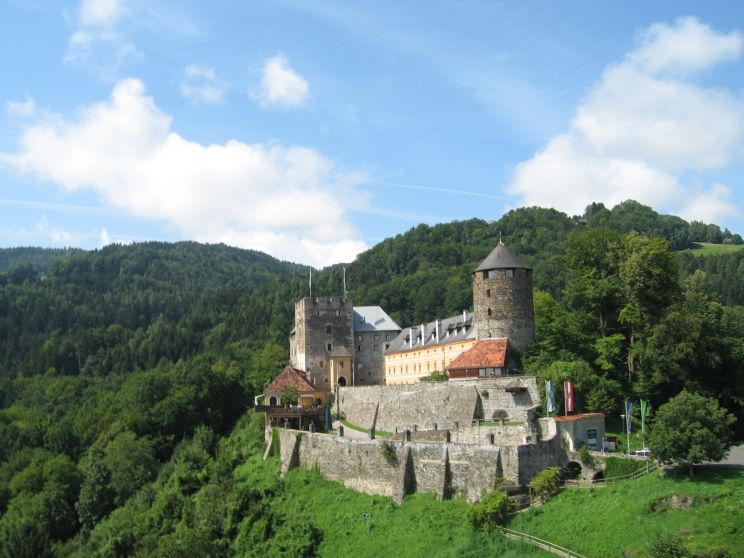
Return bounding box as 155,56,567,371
288,297,400,388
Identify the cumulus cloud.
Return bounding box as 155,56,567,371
180,65,228,104
1,79,367,266
7,95,36,118
508,17,744,223
253,54,309,108
37,218,84,245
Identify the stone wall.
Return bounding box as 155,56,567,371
472,267,534,351
391,424,528,446
355,330,395,386
275,428,520,503
515,436,567,485
339,382,479,432
339,377,539,432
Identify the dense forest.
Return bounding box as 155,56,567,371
0,199,743,556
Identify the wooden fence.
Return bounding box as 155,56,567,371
496,527,588,558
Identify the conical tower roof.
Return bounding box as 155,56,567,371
474,242,531,272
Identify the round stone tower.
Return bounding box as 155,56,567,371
472,241,534,351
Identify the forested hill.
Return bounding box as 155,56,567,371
0,200,743,556
0,241,311,379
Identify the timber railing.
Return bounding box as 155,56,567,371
565,461,657,488
496,527,588,558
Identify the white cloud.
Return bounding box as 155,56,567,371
7,95,36,118
253,54,309,108
66,0,139,79
1,78,367,266
627,16,743,77
37,218,84,245
80,0,123,27
507,17,744,223
180,65,228,104
677,184,742,224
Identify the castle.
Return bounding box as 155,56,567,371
267,241,606,503
289,241,535,389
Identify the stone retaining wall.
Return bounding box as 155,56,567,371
274,427,567,504
338,377,539,432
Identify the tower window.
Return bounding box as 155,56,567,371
505,268,515,278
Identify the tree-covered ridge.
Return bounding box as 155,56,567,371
0,247,83,274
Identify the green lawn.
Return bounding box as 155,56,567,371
274,463,552,557
688,242,744,256
508,467,744,557
340,417,392,437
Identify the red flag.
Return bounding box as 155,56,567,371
565,381,574,414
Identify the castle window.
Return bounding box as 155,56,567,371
358,345,362,352
505,268,515,278
486,270,496,279
338,361,344,369
385,343,390,350
374,344,380,351
385,334,390,340
326,325,333,334
487,308,492,316
326,343,332,351
486,289,491,297
319,360,324,367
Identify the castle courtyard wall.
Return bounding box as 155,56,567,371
338,377,539,433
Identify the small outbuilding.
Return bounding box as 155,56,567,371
446,338,511,379
265,365,326,408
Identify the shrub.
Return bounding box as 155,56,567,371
604,457,644,479
380,442,397,464
648,533,691,558
480,389,489,399
420,371,448,383
578,444,594,467
467,490,514,532
529,467,562,502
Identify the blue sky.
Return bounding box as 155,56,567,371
1,1,744,266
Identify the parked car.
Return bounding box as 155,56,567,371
635,448,651,456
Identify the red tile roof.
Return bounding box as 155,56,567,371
552,413,605,422
266,365,316,394
446,338,508,370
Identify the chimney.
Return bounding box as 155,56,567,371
409,327,413,349
421,323,425,346
463,310,467,322
435,319,439,344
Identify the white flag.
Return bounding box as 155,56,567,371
546,380,555,414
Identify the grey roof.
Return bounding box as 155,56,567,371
475,242,531,272
353,306,401,333
386,311,477,354
330,345,352,358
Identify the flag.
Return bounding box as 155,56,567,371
640,400,648,435
625,401,633,433
546,380,555,414
564,381,574,414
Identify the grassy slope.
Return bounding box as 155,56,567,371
270,465,551,558
689,242,744,256
508,467,744,557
